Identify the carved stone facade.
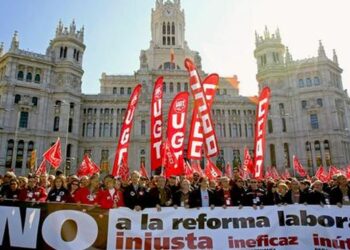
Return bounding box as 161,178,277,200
0,0,349,176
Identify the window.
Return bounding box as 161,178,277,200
19,111,29,128
32,97,38,106
167,22,170,34
169,82,174,93
73,49,76,59
141,120,146,135
120,87,124,95
306,78,312,86
314,141,322,166
317,98,323,107
172,22,175,34
87,123,93,137
310,114,319,129
103,123,109,137
127,87,132,95
16,140,24,168
184,82,188,91
17,71,24,80
34,74,40,83
53,116,60,131
14,94,21,104
284,143,290,168
314,77,320,85
163,37,166,45
60,47,63,58
172,37,175,45
301,100,307,109
232,123,238,137
26,72,32,82
163,82,166,93
279,103,285,115
5,140,14,168
282,118,287,132
63,47,67,58
76,51,80,61
248,123,253,137
177,82,181,92
162,22,166,34
229,124,232,137
324,140,332,166
82,123,85,136
66,144,72,159
270,144,276,166
298,79,304,88
268,119,273,133
113,87,117,94
68,118,73,133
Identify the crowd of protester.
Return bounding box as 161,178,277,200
0,169,349,210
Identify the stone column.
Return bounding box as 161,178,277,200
21,141,28,176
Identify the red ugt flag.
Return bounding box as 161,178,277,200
293,155,307,177
77,155,100,177
43,138,62,169
204,158,222,180
35,159,47,175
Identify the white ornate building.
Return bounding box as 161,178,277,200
0,0,349,176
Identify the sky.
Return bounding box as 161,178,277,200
1,0,349,96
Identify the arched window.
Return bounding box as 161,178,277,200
324,140,331,166
270,144,276,166
16,140,24,168
169,82,174,93
34,74,40,83
162,22,166,34
14,94,21,104
305,141,312,168
87,123,93,137
163,37,166,45
82,123,85,137
19,111,29,128
113,87,117,94
177,82,181,92
6,140,14,168
268,119,273,133
172,22,175,34
104,108,109,115
314,140,322,166
66,144,72,158
68,118,73,133
60,47,63,58
282,118,287,132
76,51,80,61
26,72,32,82
284,143,290,168
141,120,146,135
167,22,170,34
17,71,24,80
120,87,124,95
53,116,60,131
63,47,67,58
27,141,34,169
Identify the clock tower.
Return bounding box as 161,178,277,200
151,0,185,48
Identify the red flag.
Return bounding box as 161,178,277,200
225,162,232,177
77,155,100,177
185,59,219,158
150,77,164,170
328,165,340,180
281,169,291,180
346,165,350,180
191,160,203,176
265,166,272,179
315,166,329,182
293,155,307,177
253,87,271,179
43,138,62,169
271,167,280,180
112,84,142,176
188,74,219,159
165,92,189,176
243,147,254,174
184,160,194,178
204,158,222,180
162,139,178,177
140,161,148,178
35,159,47,175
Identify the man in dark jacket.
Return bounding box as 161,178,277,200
284,178,308,204
123,171,148,210
244,178,266,207
330,174,350,206
148,175,172,208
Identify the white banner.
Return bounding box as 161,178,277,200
0,203,349,249
107,205,350,250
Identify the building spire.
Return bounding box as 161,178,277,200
285,46,293,63
70,19,76,34
275,27,281,40
264,25,270,39
10,31,19,51
333,49,338,65
318,40,326,58
0,42,4,56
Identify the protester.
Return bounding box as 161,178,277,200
244,178,266,207
74,174,100,205
330,174,350,206
123,171,148,210
189,177,216,208
99,175,125,209
46,176,71,203
173,179,192,208
19,174,47,202
148,175,172,209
